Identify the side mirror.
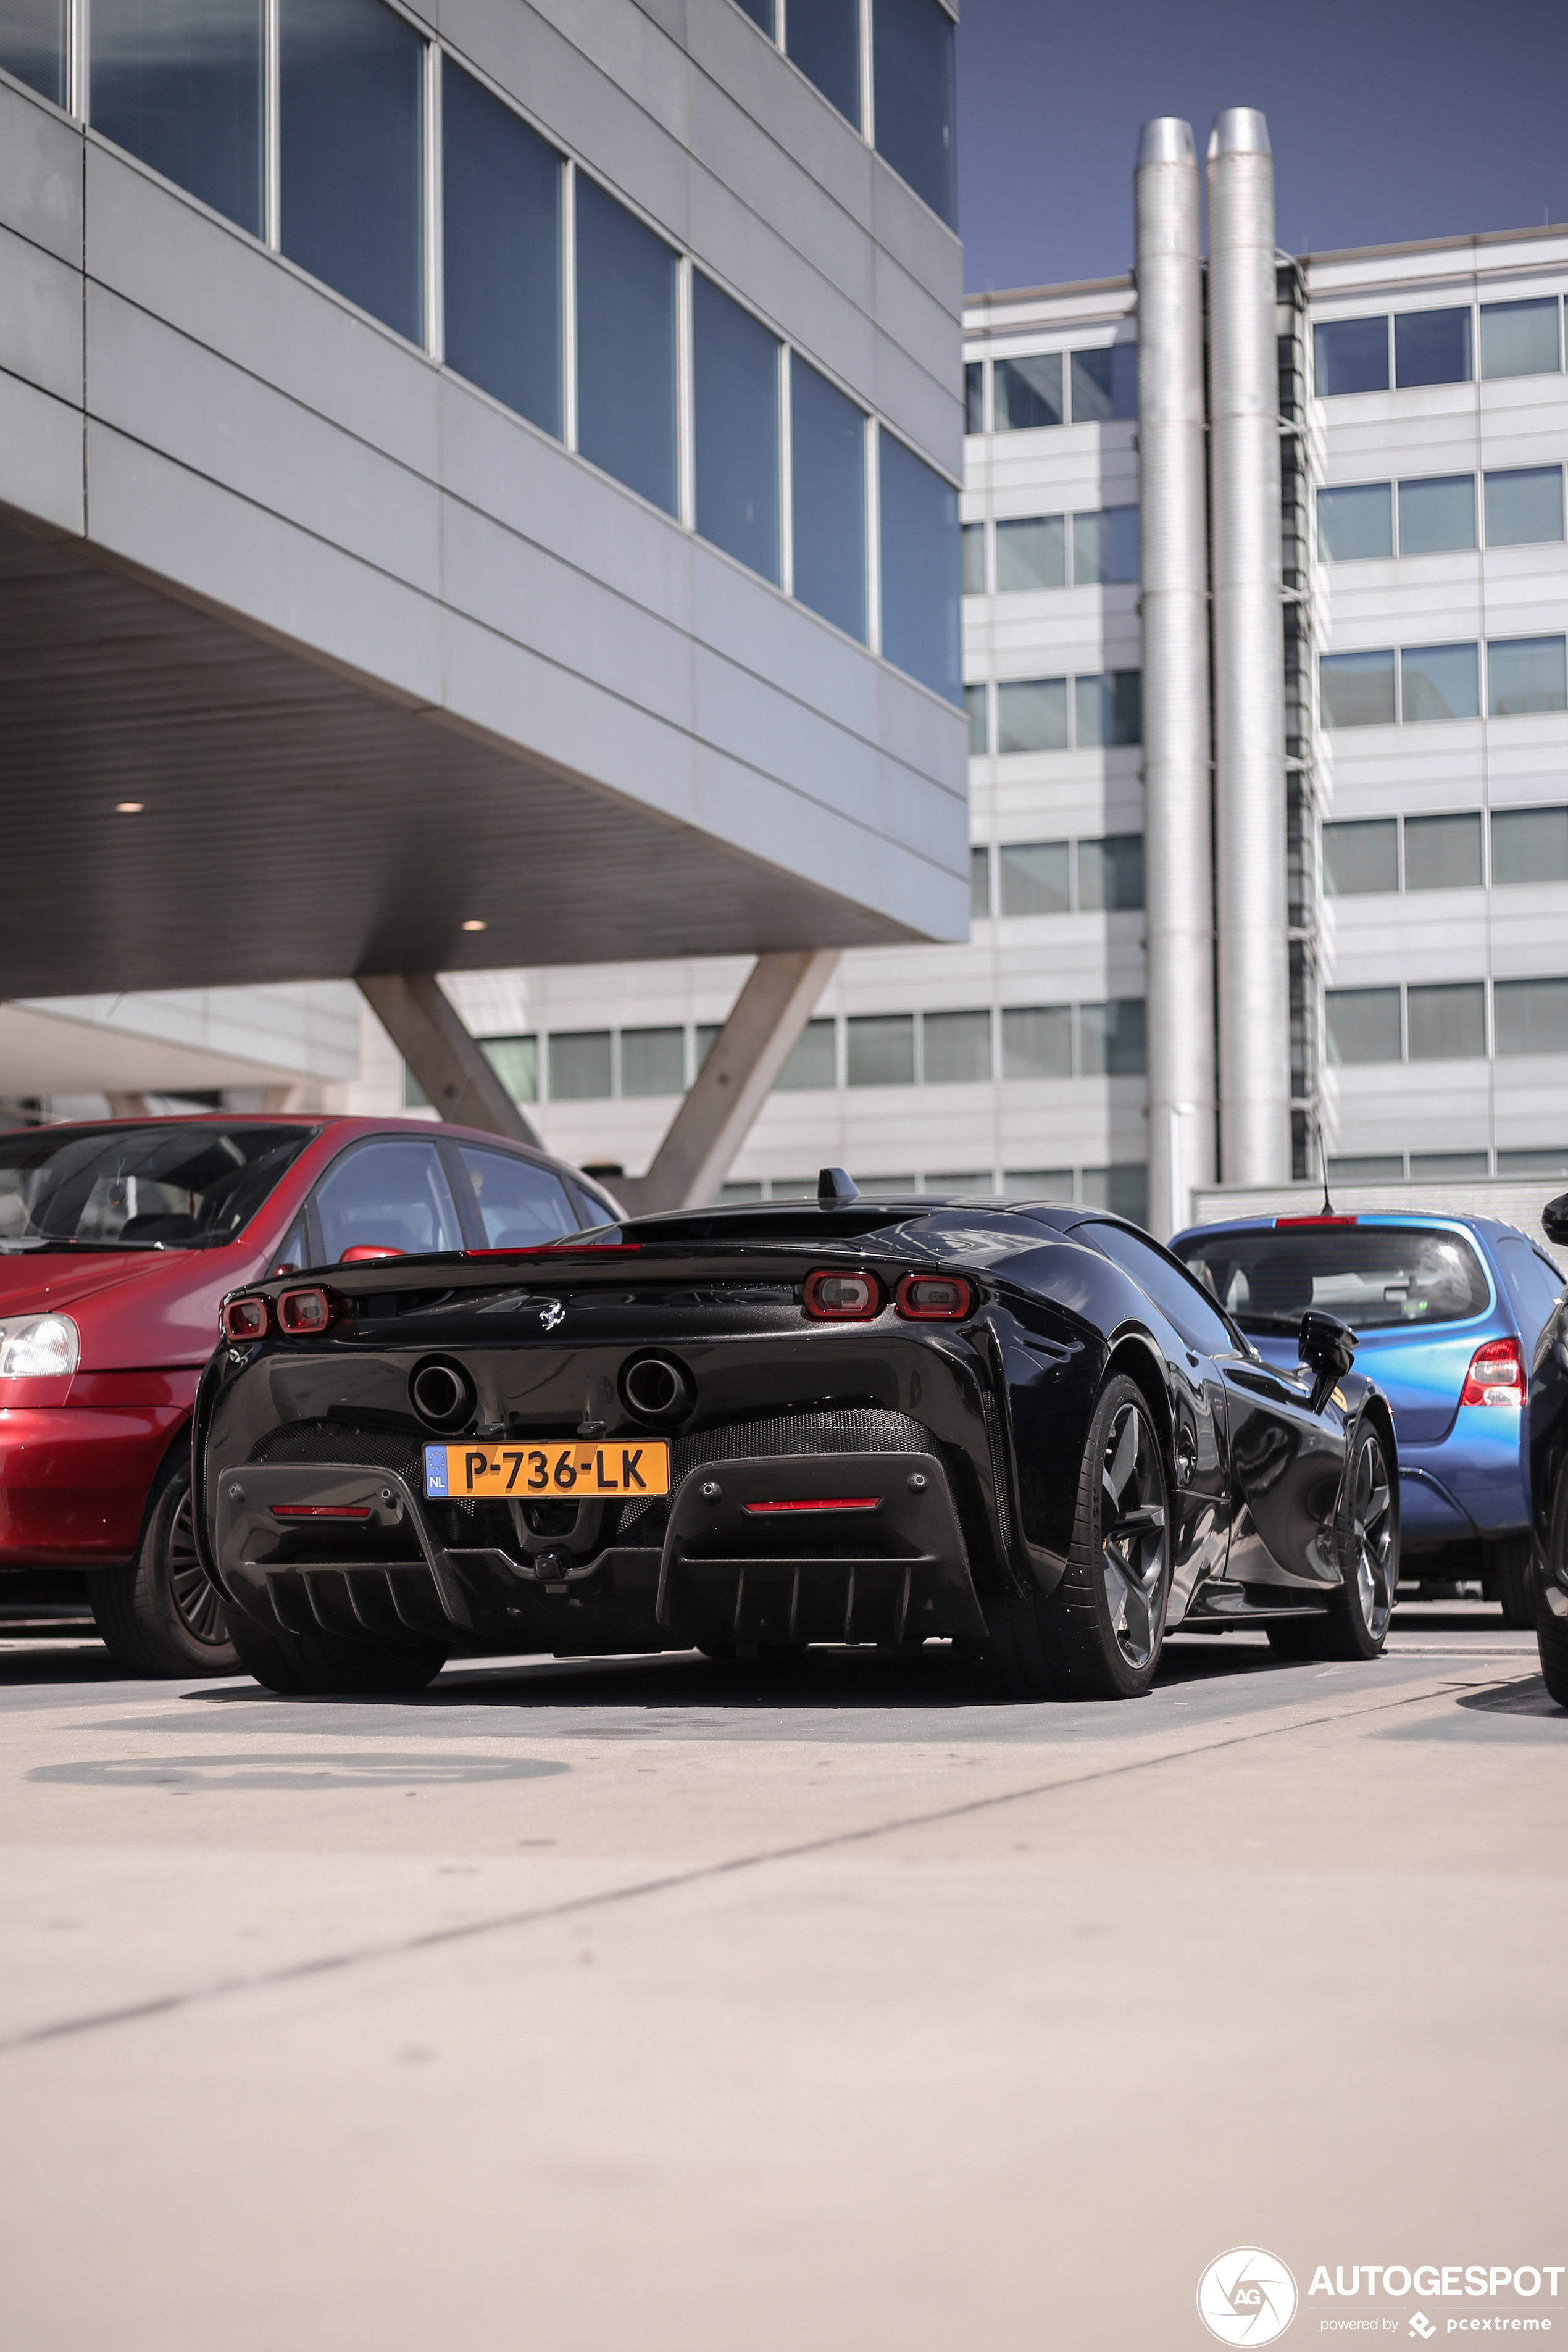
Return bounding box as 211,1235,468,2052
1299,1309,1357,1416
1543,1192,1568,1249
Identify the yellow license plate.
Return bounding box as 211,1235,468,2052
424,1440,669,1501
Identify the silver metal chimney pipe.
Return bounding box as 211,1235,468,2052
1207,107,1291,1185
1135,117,1216,1240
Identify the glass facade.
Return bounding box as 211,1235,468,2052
1484,465,1564,548
785,0,859,127
1320,651,1396,729
1324,820,1398,896
549,1030,614,1101
280,0,424,346
1480,299,1560,380
1070,344,1136,423
1314,317,1388,396
969,844,990,915
575,175,678,516
1398,474,1475,554
961,522,986,594
92,0,263,236
1407,982,1485,1060
879,432,961,705
872,0,956,229
964,361,984,435
733,0,776,30
965,683,988,754
999,841,1069,916
922,1009,992,1084
1077,835,1145,911
993,354,1064,432
791,355,866,643
0,0,65,105
442,60,562,439
620,1027,685,1098
775,1018,836,1090
1495,980,1568,1055
1404,812,1482,891
1072,507,1139,586
1001,1006,1071,1079
1488,636,1568,716
1327,988,1401,1065
1318,483,1392,562
1080,999,1146,1077
1400,643,1479,723
997,678,1068,754
846,1014,915,1087
1075,670,1142,746
693,275,780,583
996,515,1065,591
1493,807,1568,886
1395,307,1472,388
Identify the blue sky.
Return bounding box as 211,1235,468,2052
954,0,1568,293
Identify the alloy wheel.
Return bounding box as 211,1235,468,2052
166,1491,227,1646
1099,1401,1169,1669
1348,1430,1395,1640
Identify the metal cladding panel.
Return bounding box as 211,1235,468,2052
1135,117,1217,1238
1207,108,1291,1186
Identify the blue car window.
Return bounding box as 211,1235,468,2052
1495,1235,1565,1351
1176,1224,1491,1335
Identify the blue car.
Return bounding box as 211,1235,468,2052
1171,1211,1565,1626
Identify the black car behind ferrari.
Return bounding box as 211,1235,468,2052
1525,1191,1568,1707
191,1175,1400,1701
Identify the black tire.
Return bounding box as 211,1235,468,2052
1269,1416,1398,1662
87,1451,238,1678
988,1371,1172,1700
1536,1472,1568,1708
227,1607,446,1697
1488,1533,1535,1630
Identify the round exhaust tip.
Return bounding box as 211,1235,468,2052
619,1352,695,1425
409,1356,477,1433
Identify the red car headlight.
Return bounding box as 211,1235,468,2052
895,1273,974,1321
803,1270,883,1321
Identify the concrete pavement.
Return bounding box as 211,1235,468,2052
0,1612,1561,2350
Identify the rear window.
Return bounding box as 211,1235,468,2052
1176,1224,1491,1334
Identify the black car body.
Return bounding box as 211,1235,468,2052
1525,1193,1568,1705
191,1185,1401,1700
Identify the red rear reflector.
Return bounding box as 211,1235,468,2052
270,1504,373,1519
1274,1215,1359,1227
1461,1336,1525,1408
278,1287,338,1335
742,1498,882,1515
803,1270,883,1320
338,1245,404,1263
220,1296,270,1341
895,1272,973,1320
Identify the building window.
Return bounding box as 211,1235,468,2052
1,1,65,104
1328,1154,1404,1182
996,515,1065,592
1075,670,1142,747
1488,635,1568,717
1398,474,1475,555
1400,643,1480,723
1500,1148,1568,1174
1323,819,1398,896
693,274,780,583
1081,1164,1149,1225
1484,465,1564,549
965,361,985,435
846,1014,915,1086
1005,1169,1072,1197
1070,344,1138,423
1072,507,1140,586
1320,650,1396,730
548,1030,614,1099
575,175,678,516
1001,1006,1072,1078
1412,1151,1489,1178
969,844,991,915
1314,317,1388,397
1404,812,1482,891
785,0,859,127
619,1026,686,1098
1078,835,1145,911
790,354,866,643
998,841,1069,915
1407,982,1486,1061
993,353,1064,432
733,0,775,31
996,678,1068,754
775,1017,836,1090
1326,988,1401,1065
872,0,956,228
1495,978,1568,1055
965,683,988,754
1480,298,1561,381
442,59,562,439
922,1009,993,1084
879,432,961,704
1394,307,1472,388
480,1035,539,1103
92,0,264,236
1080,999,1146,1077
694,1023,721,1072
1492,806,1568,886
961,522,987,594
1317,483,1392,562
280,0,426,346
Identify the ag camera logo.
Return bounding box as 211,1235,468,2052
1198,2248,1299,2345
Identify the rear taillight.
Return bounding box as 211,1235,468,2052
1461,1336,1525,1408
803,1270,883,1321
278,1287,340,1337
220,1296,270,1341
895,1273,973,1321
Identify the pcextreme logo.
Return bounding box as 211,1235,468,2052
1198,2249,1301,2345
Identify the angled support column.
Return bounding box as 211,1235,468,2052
621,950,840,1217
357,974,543,1149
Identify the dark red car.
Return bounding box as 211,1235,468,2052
0,1114,619,1674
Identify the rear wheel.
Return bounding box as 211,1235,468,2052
88,1453,238,1678
1488,1534,1535,1630
227,1608,446,1696
988,1372,1171,1700
1267,1418,1397,1662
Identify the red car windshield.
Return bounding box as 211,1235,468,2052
1176,1224,1491,1334
0,1124,316,1252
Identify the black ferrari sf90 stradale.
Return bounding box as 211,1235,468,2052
192,1174,1399,1701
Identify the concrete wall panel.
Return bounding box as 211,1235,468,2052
0,223,81,406
0,370,82,535
0,79,80,266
